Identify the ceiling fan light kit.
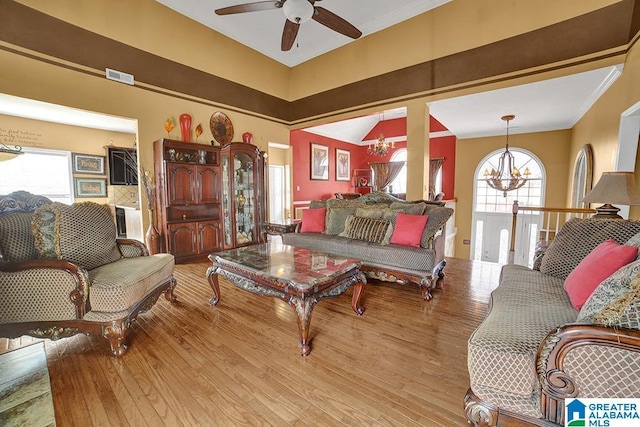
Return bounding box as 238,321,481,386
215,0,362,52
283,0,314,24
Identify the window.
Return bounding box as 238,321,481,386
389,149,407,193
0,147,73,203
475,149,544,213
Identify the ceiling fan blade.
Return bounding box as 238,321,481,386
281,19,300,51
312,6,362,39
215,1,282,16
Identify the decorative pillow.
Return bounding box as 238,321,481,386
539,218,640,280
389,202,427,215
563,239,638,310
420,206,454,248
325,207,357,235
300,208,326,233
626,232,640,259
354,207,386,219
390,212,429,247
309,200,327,209
340,215,392,244
32,202,121,270
578,260,640,331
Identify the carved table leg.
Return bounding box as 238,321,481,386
288,296,317,356
206,266,221,306
351,279,365,316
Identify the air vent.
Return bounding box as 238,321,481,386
105,68,134,85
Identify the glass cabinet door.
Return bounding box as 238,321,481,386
233,152,255,245
221,154,232,247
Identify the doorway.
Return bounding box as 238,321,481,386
472,148,545,264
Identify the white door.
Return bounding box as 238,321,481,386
268,165,285,223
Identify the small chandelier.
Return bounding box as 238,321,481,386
483,115,531,197
0,139,23,162
367,112,395,156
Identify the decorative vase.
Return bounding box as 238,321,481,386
145,210,161,255
179,114,192,142
242,132,253,144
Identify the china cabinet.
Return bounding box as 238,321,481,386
154,139,222,262
154,139,266,262
220,142,267,249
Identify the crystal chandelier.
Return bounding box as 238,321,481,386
483,115,531,197
367,112,395,156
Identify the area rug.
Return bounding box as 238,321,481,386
0,342,55,426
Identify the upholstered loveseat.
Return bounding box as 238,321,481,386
465,217,640,426
0,191,177,356
283,192,454,300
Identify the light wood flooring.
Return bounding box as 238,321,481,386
0,256,502,426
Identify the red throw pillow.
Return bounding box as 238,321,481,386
390,212,429,247
300,208,326,233
564,239,638,310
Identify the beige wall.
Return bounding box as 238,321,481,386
0,48,290,230
18,0,291,99
0,114,133,204
568,37,640,218
454,129,572,259
290,0,618,99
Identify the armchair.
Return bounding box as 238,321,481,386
0,191,177,356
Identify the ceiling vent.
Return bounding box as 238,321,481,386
105,68,134,85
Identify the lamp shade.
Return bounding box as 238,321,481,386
283,0,314,24
581,172,640,205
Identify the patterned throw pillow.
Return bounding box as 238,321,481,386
0,212,40,262
577,258,640,330
340,215,392,244
420,205,454,248
389,202,427,215
32,202,121,270
325,207,357,235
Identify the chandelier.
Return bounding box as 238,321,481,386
367,112,395,156
0,139,23,162
483,115,531,197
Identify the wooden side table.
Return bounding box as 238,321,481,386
261,219,301,241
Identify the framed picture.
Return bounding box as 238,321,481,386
72,153,105,174
310,143,329,180
74,178,107,197
335,148,350,181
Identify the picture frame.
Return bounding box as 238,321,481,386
72,153,105,175
335,148,350,181
74,178,107,198
310,143,329,180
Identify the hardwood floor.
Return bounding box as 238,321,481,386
0,256,502,426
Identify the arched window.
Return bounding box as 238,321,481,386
389,149,407,193
570,144,593,208
475,149,544,213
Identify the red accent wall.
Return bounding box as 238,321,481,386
430,135,456,198
291,115,457,203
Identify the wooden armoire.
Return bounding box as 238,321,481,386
153,138,267,262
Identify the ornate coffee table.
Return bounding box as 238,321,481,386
207,243,366,356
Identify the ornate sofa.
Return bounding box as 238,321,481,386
465,218,640,426
283,192,453,300
0,191,177,356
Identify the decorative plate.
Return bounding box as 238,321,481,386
210,111,234,144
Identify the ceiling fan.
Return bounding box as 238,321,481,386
215,0,362,51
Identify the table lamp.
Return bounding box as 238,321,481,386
581,171,640,218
